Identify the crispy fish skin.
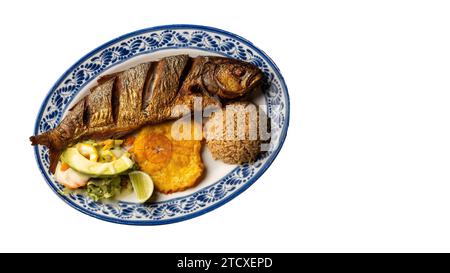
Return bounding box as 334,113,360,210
115,63,150,126
30,55,263,173
85,77,115,128
143,55,190,121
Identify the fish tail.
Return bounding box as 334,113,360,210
29,132,51,147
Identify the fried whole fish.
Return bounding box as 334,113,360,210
30,55,263,173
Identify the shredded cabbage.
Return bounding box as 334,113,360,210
86,177,121,201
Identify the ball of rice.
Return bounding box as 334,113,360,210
204,102,263,164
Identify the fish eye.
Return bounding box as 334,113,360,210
232,66,245,77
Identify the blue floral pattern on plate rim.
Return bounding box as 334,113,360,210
33,24,290,225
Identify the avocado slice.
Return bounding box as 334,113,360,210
61,147,134,176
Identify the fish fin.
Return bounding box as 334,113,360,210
30,133,60,174
49,148,61,174
97,73,119,84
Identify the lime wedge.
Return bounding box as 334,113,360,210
128,171,154,203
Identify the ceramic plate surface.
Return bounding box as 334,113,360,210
33,24,289,225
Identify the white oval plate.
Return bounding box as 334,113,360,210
33,25,289,225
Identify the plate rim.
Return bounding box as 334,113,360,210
32,24,290,225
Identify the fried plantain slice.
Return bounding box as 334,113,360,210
133,121,204,194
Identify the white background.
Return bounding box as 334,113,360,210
1,0,450,252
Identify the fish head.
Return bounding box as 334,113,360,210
201,57,263,99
